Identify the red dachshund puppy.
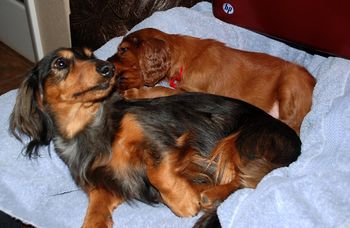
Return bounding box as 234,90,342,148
10,48,301,228
108,28,316,134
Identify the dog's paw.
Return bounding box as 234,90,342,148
164,188,201,217
82,215,113,228
122,88,141,99
200,189,221,210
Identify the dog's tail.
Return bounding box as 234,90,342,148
193,209,221,228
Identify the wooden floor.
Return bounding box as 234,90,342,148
0,41,33,95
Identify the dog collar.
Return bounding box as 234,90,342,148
169,67,183,89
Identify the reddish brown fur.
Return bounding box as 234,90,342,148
83,188,122,227
109,28,316,133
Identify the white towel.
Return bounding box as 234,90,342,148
1,2,349,227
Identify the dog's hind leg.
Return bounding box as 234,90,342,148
277,66,315,134
197,134,242,210
199,130,288,210
200,179,241,210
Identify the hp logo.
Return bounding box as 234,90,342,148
223,3,234,15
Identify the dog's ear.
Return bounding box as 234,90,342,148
138,38,171,86
83,47,93,57
9,65,54,158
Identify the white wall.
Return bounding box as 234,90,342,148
0,0,71,62
0,0,36,61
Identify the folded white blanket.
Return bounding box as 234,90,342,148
1,2,349,227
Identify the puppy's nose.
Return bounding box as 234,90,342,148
107,54,115,62
107,54,119,64
96,62,115,77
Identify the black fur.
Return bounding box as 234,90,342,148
194,209,221,228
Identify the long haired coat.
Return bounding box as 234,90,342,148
10,48,301,227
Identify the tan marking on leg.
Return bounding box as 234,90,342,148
108,114,146,176
200,179,241,210
82,188,123,228
146,152,200,217
123,86,181,99
199,134,242,209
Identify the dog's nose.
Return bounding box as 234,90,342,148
96,62,115,77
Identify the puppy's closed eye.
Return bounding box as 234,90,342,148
118,47,128,54
118,40,133,55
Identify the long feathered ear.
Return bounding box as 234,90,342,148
9,65,54,158
138,38,171,86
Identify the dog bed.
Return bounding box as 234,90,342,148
0,2,349,227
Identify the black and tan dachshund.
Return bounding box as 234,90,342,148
9,47,301,228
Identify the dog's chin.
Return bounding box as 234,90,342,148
92,82,111,91
73,81,114,101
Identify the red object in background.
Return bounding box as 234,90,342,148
213,0,350,59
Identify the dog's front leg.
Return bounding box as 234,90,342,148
82,188,123,228
123,86,181,99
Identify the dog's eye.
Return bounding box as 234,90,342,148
118,47,128,54
54,57,68,69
